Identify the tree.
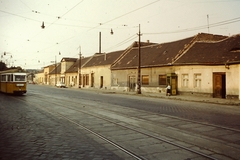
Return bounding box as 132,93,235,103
0,61,7,71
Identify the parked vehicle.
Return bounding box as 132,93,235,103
56,82,66,88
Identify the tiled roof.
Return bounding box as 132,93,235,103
111,37,193,69
61,57,77,62
65,56,92,73
49,63,61,74
111,33,228,69
174,34,240,65
83,50,124,67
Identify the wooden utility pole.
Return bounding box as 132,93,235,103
55,55,57,86
137,24,142,94
78,46,81,88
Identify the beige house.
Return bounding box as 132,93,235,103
41,64,55,85
111,33,240,99
34,70,44,84
173,34,240,99
49,63,61,86
79,51,124,89
60,58,77,86
35,33,240,100
65,56,91,88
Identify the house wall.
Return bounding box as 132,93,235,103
43,66,54,85
49,73,61,86
65,72,78,87
111,67,173,93
81,65,111,89
111,64,240,99
175,65,239,98
61,61,76,85
35,72,44,84
61,61,75,74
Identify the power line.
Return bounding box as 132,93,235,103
103,34,138,52
144,16,240,35
83,0,162,33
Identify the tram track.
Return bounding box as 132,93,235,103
14,93,239,159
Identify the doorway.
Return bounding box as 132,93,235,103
91,73,94,87
213,73,226,98
100,76,103,88
129,76,136,92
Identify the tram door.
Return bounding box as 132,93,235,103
129,76,136,92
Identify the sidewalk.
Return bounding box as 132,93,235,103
80,87,240,106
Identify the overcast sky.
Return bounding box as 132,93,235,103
1,0,240,69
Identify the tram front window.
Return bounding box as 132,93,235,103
15,75,26,81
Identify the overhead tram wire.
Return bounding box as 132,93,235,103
5,1,85,56
83,0,162,33
45,0,84,29
144,16,240,35
6,0,161,54
103,34,138,52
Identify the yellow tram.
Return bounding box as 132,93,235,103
0,68,27,94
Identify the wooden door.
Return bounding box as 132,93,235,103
91,73,94,87
100,76,103,88
213,73,226,98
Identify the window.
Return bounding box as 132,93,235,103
10,74,13,81
159,75,166,85
194,74,201,88
15,75,26,81
182,74,189,87
142,75,149,85
1,75,6,81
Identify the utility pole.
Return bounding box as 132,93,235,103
99,32,101,54
78,46,82,88
207,14,210,33
55,55,57,86
137,24,142,94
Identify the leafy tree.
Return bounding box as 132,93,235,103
0,61,7,71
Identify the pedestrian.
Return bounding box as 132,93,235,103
166,84,171,96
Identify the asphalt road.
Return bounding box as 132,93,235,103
1,84,240,159
28,84,240,130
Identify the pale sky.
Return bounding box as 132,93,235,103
0,0,240,69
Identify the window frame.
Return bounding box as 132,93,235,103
182,74,189,88
142,75,149,85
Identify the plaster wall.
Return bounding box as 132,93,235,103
81,65,112,89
